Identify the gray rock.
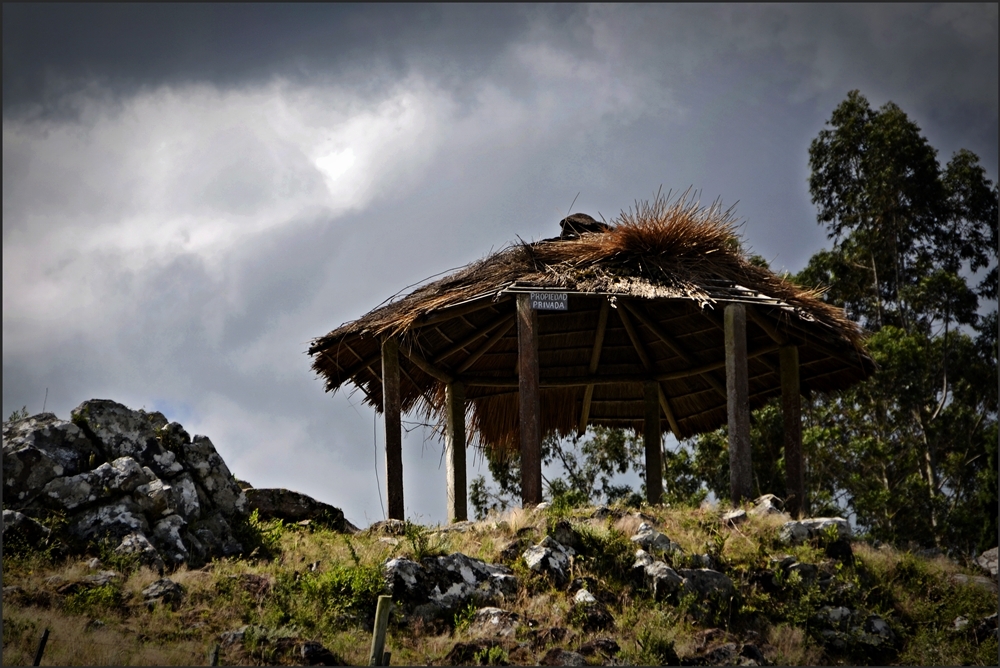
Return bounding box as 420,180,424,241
188,512,243,558
40,456,149,511
721,508,747,526
814,605,853,631
630,522,683,556
540,648,588,666
467,606,520,638
948,573,998,593
71,400,183,480
114,531,165,571
385,552,517,619
573,589,597,605
142,577,185,606
3,414,104,508
68,496,150,545
244,487,351,531
779,517,852,545
749,494,785,516
3,509,51,541
82,570,121,587
550,519,584,553
152,514,189,565
786,561,819,584
166,472,202,522
644,561,684,600
678,568,735,600
523,535,574,585
167,433,245,517
975,547,998,579
132,477,174,518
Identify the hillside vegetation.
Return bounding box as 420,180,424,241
3,501,996,666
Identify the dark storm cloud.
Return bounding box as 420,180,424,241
2,3,536,117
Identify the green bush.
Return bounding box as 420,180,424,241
230,509,284,559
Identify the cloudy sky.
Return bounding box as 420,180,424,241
4,4,997,527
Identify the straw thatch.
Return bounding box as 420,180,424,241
309,194,873,456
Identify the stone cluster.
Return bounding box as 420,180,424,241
3,400,248,569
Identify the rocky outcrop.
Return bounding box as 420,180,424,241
384,552,518,620
779,517,852,545
523,535,574,585
245,487,357,532
3,401,247,569
975,547,998,579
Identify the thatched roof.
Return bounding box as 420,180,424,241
309,195,874,454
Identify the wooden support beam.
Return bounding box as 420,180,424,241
517,294,543,507
415,296,510,327
725,304,752,505
445,381,468,522
579,299,610,435
622,300,727,399
382,338,404,520
458,344,782,388
780,346,805,519
457,318,516,373
399,345,454,384
433,313,514,364
617,305,653,369
657,385,683,440
644,381,663,505
747,305,788,345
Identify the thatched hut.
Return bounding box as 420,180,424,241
309,195,873,521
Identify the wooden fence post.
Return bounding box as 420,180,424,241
382,338,404,520
369,594,392,666
725,304,752,504
32,628,49,666
517,294,542,507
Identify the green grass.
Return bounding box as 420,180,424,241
2,505,996,666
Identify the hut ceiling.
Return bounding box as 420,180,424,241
309,197,874,454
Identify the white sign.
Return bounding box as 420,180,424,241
530,292,568,310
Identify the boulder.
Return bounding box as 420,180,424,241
467,607,520,638
3,414,104,507
71,400,183,480
169,434,246,517
975,547,998,579
244,487,352,532
678,568,735,600
523,535,574,585
115,531,165,571
550,519,584,553
385,552,517,620
540,648,588,666
68,496,150,546
577,638,620,660
152,514,189,565
300,640,347,666
644,561,685,600
779,517,852,545
749,494,785,516
40,456,149,511
142,577,185,607
570,592,615,632
630,522,683,556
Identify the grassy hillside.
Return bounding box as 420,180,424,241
3,502,997,666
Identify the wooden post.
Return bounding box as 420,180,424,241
445,381,468,522
725,304,752,504
780,345,805,518
32,628,49,667
382,338,404,520
644,381,663,505
369,594,392,666
517,294,543,507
